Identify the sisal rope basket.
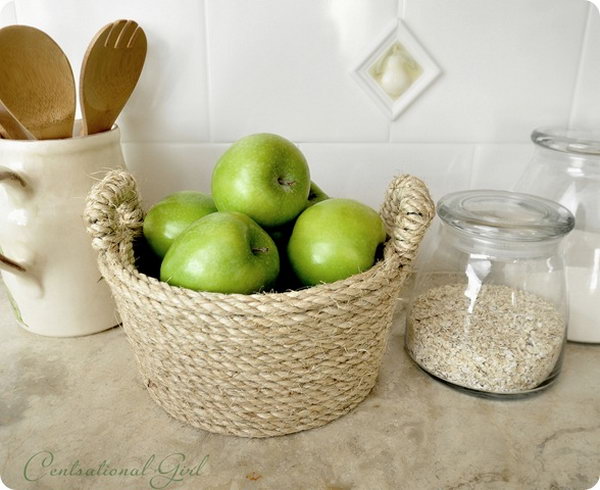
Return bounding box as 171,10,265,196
84,170,434,438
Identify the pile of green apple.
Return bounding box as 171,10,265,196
142,133,386,294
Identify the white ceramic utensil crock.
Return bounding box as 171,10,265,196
0,125,124,336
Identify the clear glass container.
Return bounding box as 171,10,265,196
515,127,600,343
405,190,575,398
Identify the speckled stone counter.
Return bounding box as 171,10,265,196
1,288,599,490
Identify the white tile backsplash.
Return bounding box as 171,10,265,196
204,0,395,142
122,142,474,211
296,143,474,206
469,144,534,191
390,0,590,143
123,143,227,207
3,0,600,195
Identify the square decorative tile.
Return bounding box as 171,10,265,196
353,19,441,120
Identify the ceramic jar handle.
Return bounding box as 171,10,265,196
0,167,28,274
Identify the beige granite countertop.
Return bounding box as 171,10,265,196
1,288,599,490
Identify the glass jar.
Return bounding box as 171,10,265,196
405,190,574,398
515,128,600,343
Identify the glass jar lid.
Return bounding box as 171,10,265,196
532,127,600,155
438,190,575,242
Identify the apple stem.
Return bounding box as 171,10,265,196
252,247,270,255
277,177,296,188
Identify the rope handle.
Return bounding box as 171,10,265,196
85,170,144,254
84,170,435,265
380,175,435,266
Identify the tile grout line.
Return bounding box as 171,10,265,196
466,144,478,189
11,0,18,24
387,0,408,143
122,141,532,147
568,1,592,128
202,0,214,143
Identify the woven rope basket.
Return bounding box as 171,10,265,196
84,169,434,438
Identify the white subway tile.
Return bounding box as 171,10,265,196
297,143,474,207
205,0,396,142
469,144,533,191
570,3,600,129
0,1,15,26
122,143,227,206
13,0,210,143
390,0,590,143
123,142,474,210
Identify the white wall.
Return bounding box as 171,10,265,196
1,0,599,208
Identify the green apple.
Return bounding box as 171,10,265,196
211,133,311,227
287,198,386,286
160,212,279,294
143,191,217,258
306,181,329,208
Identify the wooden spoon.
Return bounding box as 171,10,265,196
0,25,75,139
80,19,147,136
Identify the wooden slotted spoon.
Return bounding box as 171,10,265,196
80,19,147,136
0,25,75,139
